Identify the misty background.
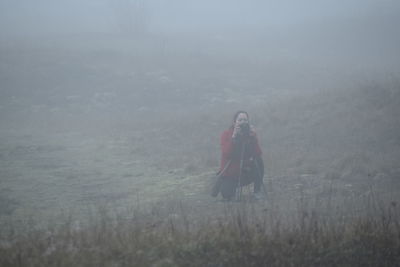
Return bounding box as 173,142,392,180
0,0,399,224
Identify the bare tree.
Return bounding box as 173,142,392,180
109,0,148,36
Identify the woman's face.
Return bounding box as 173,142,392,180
235,113,249,125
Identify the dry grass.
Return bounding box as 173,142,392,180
0,198,399,267
0,33,399,266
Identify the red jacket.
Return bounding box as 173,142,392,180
219,127,262,178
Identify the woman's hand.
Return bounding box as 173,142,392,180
250,125,256,136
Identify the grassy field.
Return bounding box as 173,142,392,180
0,199,399,266
0,32,399,265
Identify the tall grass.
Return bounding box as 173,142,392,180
1,199,399,267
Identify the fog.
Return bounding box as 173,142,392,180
0,0,400,238
2,1,400,33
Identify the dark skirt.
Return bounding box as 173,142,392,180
219,166,263,200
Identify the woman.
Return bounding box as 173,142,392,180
214,111,264,200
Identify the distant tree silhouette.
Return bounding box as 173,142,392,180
109,0,148,36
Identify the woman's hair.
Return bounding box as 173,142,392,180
231,110,249,128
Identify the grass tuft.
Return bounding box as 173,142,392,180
1,201,399,267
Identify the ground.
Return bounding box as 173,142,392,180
0,33,399,230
